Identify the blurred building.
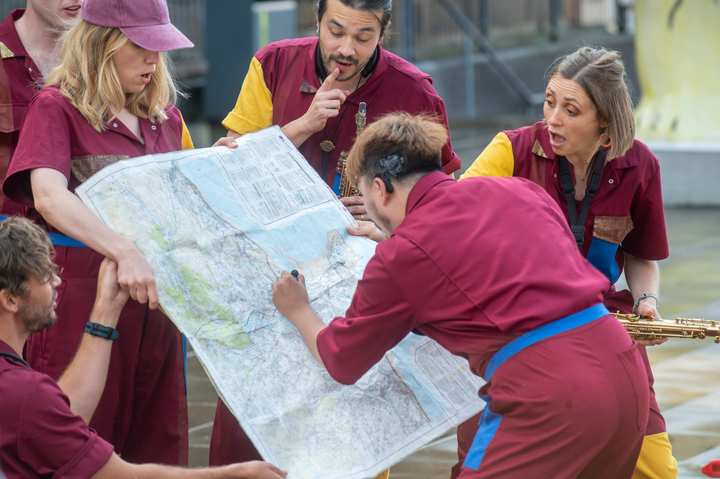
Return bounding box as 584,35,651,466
0,0,635,123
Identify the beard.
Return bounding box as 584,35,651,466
319,38,364,83
365,195,394,237
18,292,58,334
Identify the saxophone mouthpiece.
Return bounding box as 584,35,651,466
359,102,366,115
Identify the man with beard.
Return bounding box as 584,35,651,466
0,1,82,216
0,217,288,479
213,0,459,464
223,0,460,213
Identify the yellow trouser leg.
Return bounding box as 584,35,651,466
375,469,390,479
633,432,678,479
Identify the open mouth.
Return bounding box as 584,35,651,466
335,60,352,70
64,5,81,14
549,131,567,147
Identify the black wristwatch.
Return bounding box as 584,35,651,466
85,322,119,340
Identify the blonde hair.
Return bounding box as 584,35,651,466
549,47,635,161
347,112,447,189
45,20,178,132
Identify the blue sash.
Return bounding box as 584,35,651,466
484,303,610,381
464,303,610,470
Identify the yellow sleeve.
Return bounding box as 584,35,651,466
458,132,514,180
222,57,274,135
179,112,194,150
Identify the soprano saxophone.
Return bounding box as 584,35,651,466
612,313,720,343
335,102,366,198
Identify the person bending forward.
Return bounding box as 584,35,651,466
271,113,649,479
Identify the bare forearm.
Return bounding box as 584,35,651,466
126,463,229,479
33,184,132,262
228,121,312,149
624,254,659,297
280,117,315,149
57,302,121,423
94,454,287,479
624,252,660,315
289,305,327,365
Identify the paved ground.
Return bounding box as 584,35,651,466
185,123,720,476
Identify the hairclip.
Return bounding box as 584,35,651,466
375,154,404,193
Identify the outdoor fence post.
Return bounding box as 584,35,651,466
549,0,560,41
402,0,414,61
480,0,490,38
464,35,476,119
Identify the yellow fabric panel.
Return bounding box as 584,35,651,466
223,57,274,136
374,469,390,479
632,432,678,479
179,112,194,150
0,41,14,59
458,132,514,180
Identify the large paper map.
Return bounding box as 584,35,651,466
76,126,486,479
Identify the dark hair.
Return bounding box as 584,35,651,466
317,0,393,36
549,46,635,160
0,217,57,296
347,112,447,191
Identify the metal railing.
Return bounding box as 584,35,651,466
297,0,633,58
2,0,633,97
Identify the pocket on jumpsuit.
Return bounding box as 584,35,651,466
616,344,650,431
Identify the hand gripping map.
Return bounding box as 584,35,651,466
76,126,486,479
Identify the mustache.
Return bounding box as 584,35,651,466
329,53,358,65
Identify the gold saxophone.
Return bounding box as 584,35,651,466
612,313,720,343
335,102,366,198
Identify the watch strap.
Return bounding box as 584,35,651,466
85,322,119,340
632,293,659,314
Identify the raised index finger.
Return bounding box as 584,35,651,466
318,66,340,92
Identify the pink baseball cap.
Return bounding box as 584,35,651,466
82,0,194,52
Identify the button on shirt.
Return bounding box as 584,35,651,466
316,172,610,385
0,340,114,478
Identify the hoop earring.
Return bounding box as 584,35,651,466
599,132,612,148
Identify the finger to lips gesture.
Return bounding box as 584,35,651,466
303,67,350,133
